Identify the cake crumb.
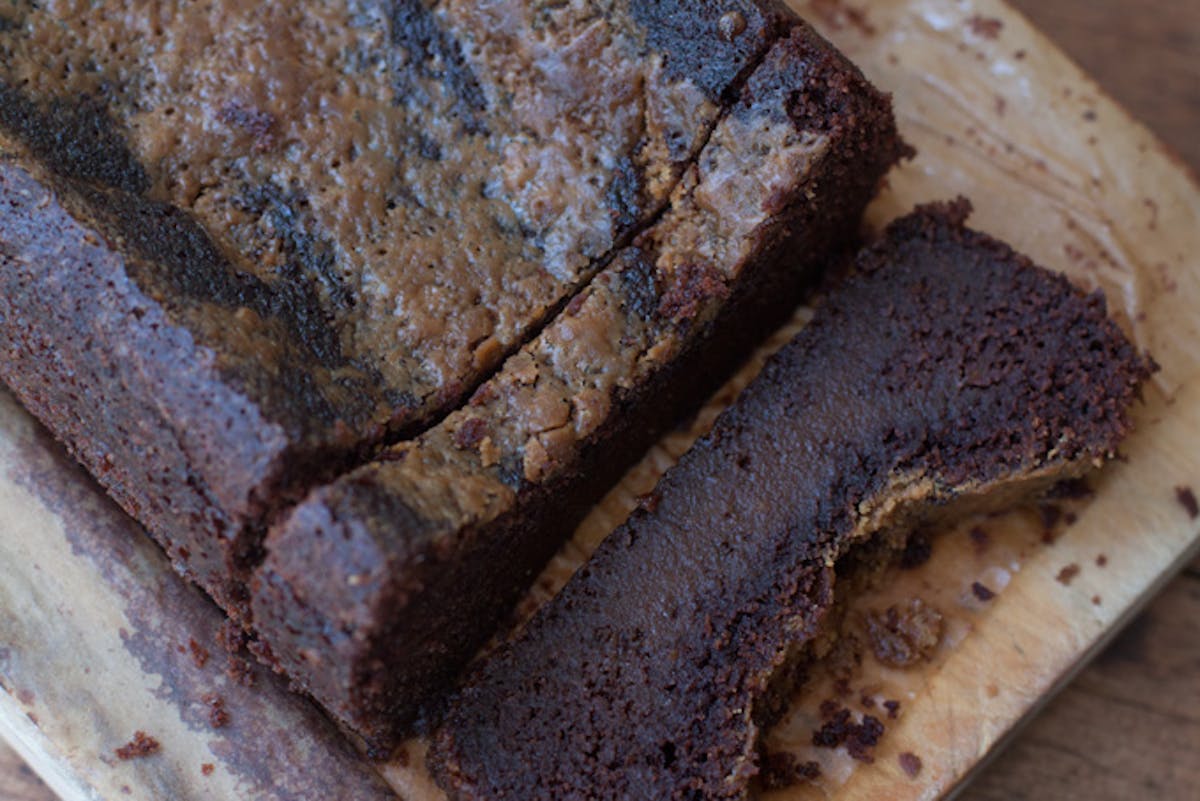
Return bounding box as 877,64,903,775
201,763,214,776
967,15,1003,39
637,491,662,514
812,708,885,763
227,656,255,687
812,708,853,747
1096,554,1108,567
899,752,923,778
1056,564,1081,586
1092,595,1102,606
866,599,943,668
760,752,821,790
971,581,996,602
188,638,210,669
115,731,160,760
808,0,877,37
1175,486,1198,519
883,700,901,719
202,694,230,729
968,525,990,553
846,715,884,762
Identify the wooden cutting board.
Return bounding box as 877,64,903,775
2,1,1199,799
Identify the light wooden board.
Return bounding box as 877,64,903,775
2,0,1199,799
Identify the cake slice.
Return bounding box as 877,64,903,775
429,201,1152,800
0,0,796,614
250,24,906,749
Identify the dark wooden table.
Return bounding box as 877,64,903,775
2,1,1197,799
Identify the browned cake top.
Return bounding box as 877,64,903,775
0,0,789,445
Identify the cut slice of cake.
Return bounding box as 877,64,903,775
250,24,907,749
0,0,796,615
428,201,1152,800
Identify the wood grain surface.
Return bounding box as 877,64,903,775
960,1,1200,798
2,1,1197,799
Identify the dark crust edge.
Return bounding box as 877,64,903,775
1,157,268,614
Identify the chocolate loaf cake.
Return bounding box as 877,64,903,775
429,202,1152,800
251,24,907,748
0,0,796,614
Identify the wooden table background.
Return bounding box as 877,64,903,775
2,1,1197,798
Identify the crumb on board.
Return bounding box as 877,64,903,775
866,599,944,668
188,638,210,669
1096,554,1108,567
884,699,901,719
115,731,160,760
899,751,923,779
972,581,996,602
202,694,230,729
811,707,885,763
201,763,214,776
1056,564,1081,586
227,656,255,687
966,15,1003,39
808,0,877,37
969,525,990,553
760,752,822,790
1175,485,1199,519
